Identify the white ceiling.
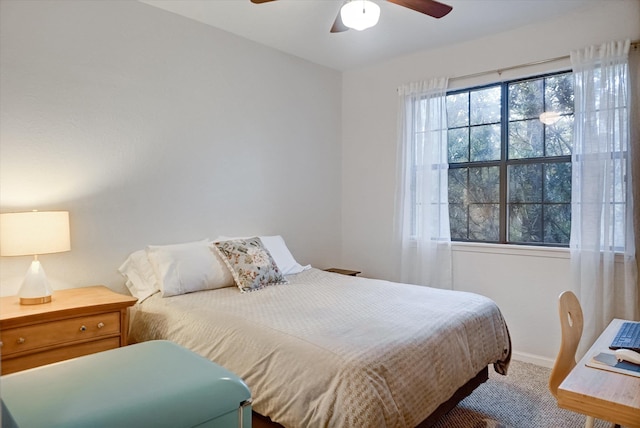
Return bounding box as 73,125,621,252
139,0,604,71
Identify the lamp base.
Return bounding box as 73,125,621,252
18,260,54,306
20,295,52,305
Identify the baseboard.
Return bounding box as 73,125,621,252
512,350,555,368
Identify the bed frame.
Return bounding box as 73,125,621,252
251,366,489,428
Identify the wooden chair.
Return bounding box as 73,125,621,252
549,290,596,428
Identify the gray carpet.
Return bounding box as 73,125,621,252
431,360,613,428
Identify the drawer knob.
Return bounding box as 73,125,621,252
79,325,87,332
97,322,105,329
17,337,25,344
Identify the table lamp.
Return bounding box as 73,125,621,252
0,211,71,304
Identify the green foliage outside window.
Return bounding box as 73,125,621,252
445,71,574,245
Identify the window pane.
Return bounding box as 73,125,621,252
469,203,499,241
448,128,469,163
470,124,500,161
544,162,571,203
545,115,573,156
612,155,627,249
613,157,626,202
508,164,542,203
447,93,469,127
614,203,625,249
545,74,574,114
449,204,467,240
508,119,544,159
544,204,570,244
470,86,501,125
449,168,468,240
466,166,499,241
509,204,542,243
509,79,543,121
469,166,499,203
448,168,467,203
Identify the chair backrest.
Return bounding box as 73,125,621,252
549,290,584,398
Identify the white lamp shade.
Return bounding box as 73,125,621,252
0,211,71,256
341,0,381,31
1,211,70,304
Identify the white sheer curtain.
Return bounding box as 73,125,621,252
394,78,452,288
570,39,638,354
631,44,640,305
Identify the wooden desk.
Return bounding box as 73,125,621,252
557,318,640,427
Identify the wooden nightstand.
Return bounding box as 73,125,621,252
0,285,137,375
324,268,361,277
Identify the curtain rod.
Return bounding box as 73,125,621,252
451,40,639,83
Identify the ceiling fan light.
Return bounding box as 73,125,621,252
340,0,381,31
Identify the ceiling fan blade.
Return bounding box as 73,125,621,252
251,0,347,32
330,10,349,33
387,0,452,18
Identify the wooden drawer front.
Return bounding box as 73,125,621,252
1,337,121,375
1,312,121,356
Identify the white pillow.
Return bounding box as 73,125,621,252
215,235,310,275
118,250,159,303
146,239,234,297
259,235,310,275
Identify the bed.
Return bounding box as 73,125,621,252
125,238,511,428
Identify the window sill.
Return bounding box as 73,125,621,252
451,241,570,259
451,241,627,263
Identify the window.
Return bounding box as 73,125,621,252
446,71,574,246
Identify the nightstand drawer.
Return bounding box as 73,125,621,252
1,337,121,375
1,312,121,356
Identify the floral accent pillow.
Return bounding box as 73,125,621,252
213,237,287,292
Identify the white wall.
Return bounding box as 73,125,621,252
341,0,640,365
0,0,342,295
2,0,638,367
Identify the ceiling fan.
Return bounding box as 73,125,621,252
250,0,453,33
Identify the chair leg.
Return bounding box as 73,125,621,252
584,416,594,428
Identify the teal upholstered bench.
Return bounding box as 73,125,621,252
1,340,251,428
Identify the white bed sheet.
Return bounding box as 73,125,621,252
129,268,510,428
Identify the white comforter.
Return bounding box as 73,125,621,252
129,268,510,428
